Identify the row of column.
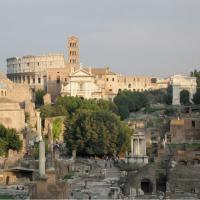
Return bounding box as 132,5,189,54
11,74,44,86
131,135,146,157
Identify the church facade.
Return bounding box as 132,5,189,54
61,68,102,99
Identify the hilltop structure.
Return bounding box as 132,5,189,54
6,36,168,101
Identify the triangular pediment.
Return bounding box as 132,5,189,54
70,68,92,77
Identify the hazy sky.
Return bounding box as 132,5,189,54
0,0,200,77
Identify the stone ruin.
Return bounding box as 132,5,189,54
125,131,148,165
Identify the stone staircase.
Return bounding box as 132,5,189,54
174,185,184,193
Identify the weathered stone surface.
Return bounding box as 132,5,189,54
171,75,197,105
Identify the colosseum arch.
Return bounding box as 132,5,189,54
172,75,197,105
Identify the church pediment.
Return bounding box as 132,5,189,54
70,68,93,77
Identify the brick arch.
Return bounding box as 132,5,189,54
140,178,153,194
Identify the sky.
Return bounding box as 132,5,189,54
0,0,200,77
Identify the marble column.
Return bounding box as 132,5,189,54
133,138,137,156
137,138,140,156
143,139,146,156
131,135,134,156
39,140,45,176
49,124,54,169
36,111,42,140
36,111,46,176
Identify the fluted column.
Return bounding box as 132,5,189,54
131,135,134,156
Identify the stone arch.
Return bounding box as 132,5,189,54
178,160,187,166
140,178,153,194
172,75,196,105
180,89,190,105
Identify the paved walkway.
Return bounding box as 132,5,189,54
97,159,120,179
69,158,121,199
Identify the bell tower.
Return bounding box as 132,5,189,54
68,36,79,70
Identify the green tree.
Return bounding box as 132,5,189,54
39,96,132,157
193,89,200,105
52,118,62,140
65,109,131,156
164,85,172,105
40,96,118,119
118,105,129,120
35,89,46,106
0,124,22,156
180,89,190,105
191,69,200,88
114,90,149,119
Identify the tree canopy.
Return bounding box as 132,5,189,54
0,124,22,156
40,96,118,119
39,96,131,157
164,85,172,105
193,89,200,105
191,69,200,88
65,109,131,156
114,90,149,119
191,70,200,105
52,118,62,140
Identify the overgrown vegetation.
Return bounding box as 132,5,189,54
114,91,149,119
191,70,200,105
40,96,118,119
63,171,75,180
191,69,200,88
114,87,172,119
65,110,131,156
193,89,200,105
40,96,131,157
35,89,46,106
52,118,62,140
0,124,22,156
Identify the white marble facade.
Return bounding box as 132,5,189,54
61,68,102,99
171,75,197,105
